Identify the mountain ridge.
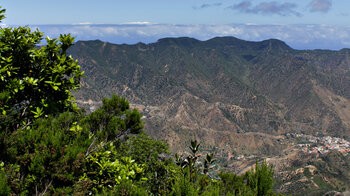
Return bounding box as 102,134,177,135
79,36,309,52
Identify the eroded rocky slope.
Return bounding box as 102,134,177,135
70,37,350,153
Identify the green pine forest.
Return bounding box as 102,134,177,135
0,7,281,195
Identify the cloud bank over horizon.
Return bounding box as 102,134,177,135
26,23,350,50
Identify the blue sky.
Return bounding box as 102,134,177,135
2,0,350,49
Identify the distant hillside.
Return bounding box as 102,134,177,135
68,36,350,155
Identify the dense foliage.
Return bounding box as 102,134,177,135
0,7,281,195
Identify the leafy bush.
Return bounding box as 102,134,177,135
0,162,11,196
0,6,83,162
4,112,89,194
246,160,275,196
83,149,147,194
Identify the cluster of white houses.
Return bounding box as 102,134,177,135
293,134,350,154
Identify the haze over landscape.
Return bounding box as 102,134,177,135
3,0,350,49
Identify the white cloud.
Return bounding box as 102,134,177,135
26,24,350,50
122,21,153,25
73,22,93,25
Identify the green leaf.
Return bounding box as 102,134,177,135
31,107,44,118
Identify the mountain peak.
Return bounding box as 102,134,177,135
260,39,292,51
205,36,246,46
156,37,200,47
203,36,292,52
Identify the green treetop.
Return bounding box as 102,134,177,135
0,7,84,132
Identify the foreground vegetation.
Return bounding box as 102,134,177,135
0,7,281,195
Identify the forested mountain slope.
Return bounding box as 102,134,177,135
69,37,350,154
